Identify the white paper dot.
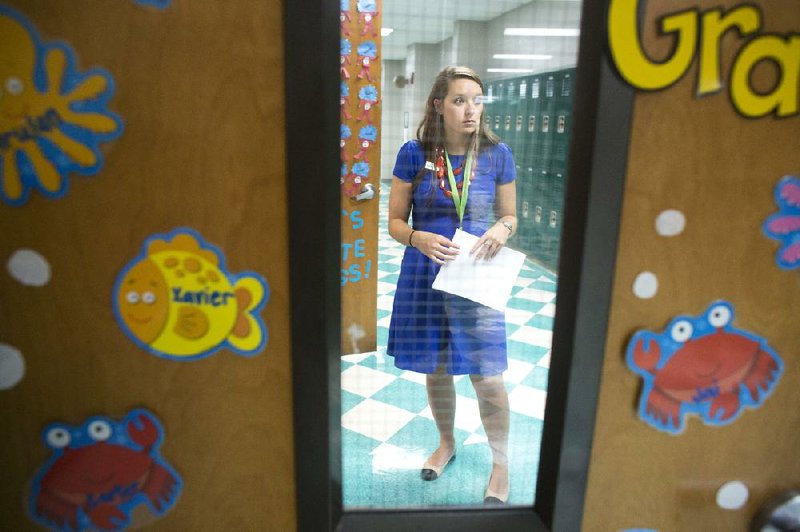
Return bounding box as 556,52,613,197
7,249,51,286
633,272,658,299
655,210,686,237
0,343,25,390
717,481,749,510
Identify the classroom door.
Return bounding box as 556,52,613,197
0,2,295,530
582,0,800,529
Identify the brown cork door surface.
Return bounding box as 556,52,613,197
0,2,295,531
582,0,800,530
339,1,380,356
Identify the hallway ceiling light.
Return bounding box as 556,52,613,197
504,28,580,37
493,53,553,60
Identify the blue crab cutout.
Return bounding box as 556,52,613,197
341,38,351,56
341,124,352,140
626,301,783,434
28,408,181,531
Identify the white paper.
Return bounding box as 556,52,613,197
432,229,526,311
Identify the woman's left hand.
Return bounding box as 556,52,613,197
470,223,510,261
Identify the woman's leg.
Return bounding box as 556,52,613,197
470,374,510,498
425,369,457,466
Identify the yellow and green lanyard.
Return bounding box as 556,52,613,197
445,149,473,228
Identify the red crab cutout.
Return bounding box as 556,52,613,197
626,301,783,433
29,409,181,531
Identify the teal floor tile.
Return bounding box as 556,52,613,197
521,366,550,390
530,279,558,291
381,273,399,284
505,323,521,337
528,314,555,330
358,353,405,375
371,378,429,414
507,297,546,313
507,413,544,504
381,263,402,273
386,416,461,452
341,389,364,414
507,340,549,363
454,376,478,399
377,326,388,347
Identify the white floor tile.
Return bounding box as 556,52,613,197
377,314,392,329
377,281,396,296
514,287,557,303
513,275,536,288
370,442,428,472
419,395,482,433
342,398,416,441
400,370,427,385
537,352,551,368
377,294,395,311
463,433,488,446
341,364,397,397
508,385,548,419
505,307,536,326
342,352,377,365
539,302,556,318
508,325,553,348
504,358,536,384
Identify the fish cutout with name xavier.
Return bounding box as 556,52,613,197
113,228,269,361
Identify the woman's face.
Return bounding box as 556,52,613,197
435,78,484,144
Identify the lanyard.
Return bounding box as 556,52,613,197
444,149,473,227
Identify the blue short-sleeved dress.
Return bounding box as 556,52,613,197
387,140,517,376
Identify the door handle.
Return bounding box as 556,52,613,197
353,183,375,201
751,491,800,531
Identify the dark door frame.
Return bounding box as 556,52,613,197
284,0,634,529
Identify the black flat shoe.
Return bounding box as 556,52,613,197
420,453,456,481
484,474,509,504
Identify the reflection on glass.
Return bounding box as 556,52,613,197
341,0,581,509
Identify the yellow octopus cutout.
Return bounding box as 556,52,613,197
114,229,269,360
0,6,122,206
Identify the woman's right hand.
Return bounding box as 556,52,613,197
412,231,460,265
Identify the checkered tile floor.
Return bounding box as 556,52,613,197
342,184,557,508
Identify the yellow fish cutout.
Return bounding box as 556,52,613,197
114,229,269,360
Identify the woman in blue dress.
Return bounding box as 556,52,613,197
387,66,517,504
